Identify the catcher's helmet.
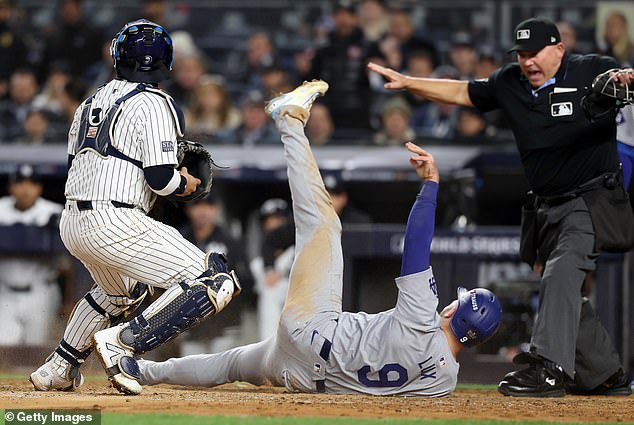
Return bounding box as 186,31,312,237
450,287,502,347
111,19,173,84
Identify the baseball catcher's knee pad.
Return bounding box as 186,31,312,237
120,253,241,353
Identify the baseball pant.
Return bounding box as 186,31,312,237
531,197,622,387
57,205,206,352
0,283,61,346
141,111,342,391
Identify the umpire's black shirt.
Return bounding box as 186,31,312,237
468,52,619,196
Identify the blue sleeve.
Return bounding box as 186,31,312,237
143,164,186,194
400,180,438,277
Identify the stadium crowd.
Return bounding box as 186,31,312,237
1,0,632,147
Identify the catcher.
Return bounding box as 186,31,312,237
30,19,240,395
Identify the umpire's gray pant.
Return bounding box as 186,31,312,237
532,196,622,388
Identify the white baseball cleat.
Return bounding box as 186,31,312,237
30,354,84,392
265,80,329,121
93,324,142,395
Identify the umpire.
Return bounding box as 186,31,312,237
369,17,633,397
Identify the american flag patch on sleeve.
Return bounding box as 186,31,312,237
161,141,174,152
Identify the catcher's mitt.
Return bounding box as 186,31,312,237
167,138,216,202
582,68,633,121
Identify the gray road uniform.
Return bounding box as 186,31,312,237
139,112,459,397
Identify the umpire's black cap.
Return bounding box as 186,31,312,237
507,17,561,53
9,164,41,184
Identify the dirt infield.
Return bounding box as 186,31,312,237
0,379,632,423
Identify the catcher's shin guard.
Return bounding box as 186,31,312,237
119,253,241,353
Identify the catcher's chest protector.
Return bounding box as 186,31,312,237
75,83,184,168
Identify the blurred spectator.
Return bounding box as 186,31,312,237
556,21,581,54
374,96,415,146
0,164,63,346
602,12,634,66
358,0,389,42
308,0,378,130
222,90,278,146
40,0,104,80
249,199,293,340
324,174,371,224
228,32,281,92
380,8,438,72
413,65,460,138
58,79,87,125
141,0,177,29
404,50,436,132
454,107,489,142
449,32,477,80
185,75,241,142
17,109,62,144
0,68,39,141
0,0,27,99
474,50,500,80
261,66,294,97
163,53,208,107
84,40,116,91
179,193,255,352
306,102,335,146
33,61,71,115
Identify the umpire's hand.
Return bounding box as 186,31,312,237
177,167,202,197
406,142,440,183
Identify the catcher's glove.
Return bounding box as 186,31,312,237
166,138,216,202
582,68,634,121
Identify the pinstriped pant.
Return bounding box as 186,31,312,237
57,204,206,352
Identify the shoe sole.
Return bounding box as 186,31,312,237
92,335,142,395
498,385,565,397
265,80,328,116
29,373,77,392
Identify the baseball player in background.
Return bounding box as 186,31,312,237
136,80,503,396
0,164,63,346
30,19,241,395
250,198,294,340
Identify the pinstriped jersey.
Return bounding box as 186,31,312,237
65,79,180,212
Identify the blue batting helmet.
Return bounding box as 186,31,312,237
450,287,502,347
110,19,174,84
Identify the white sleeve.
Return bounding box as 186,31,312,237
67,104,83,155
139,95,179,168
392,267,441,332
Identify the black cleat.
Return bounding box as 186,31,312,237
566,369,632,396
498,352,566,397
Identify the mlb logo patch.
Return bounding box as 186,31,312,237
551,102,573,117
517,29,530,40
162,141,174,152
87,126,98,138
439,356,446,367
314,363,322,373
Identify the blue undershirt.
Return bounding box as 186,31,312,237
400,180,438,277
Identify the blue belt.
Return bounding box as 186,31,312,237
315,338,332,393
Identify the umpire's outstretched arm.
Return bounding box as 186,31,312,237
368,62,474,107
